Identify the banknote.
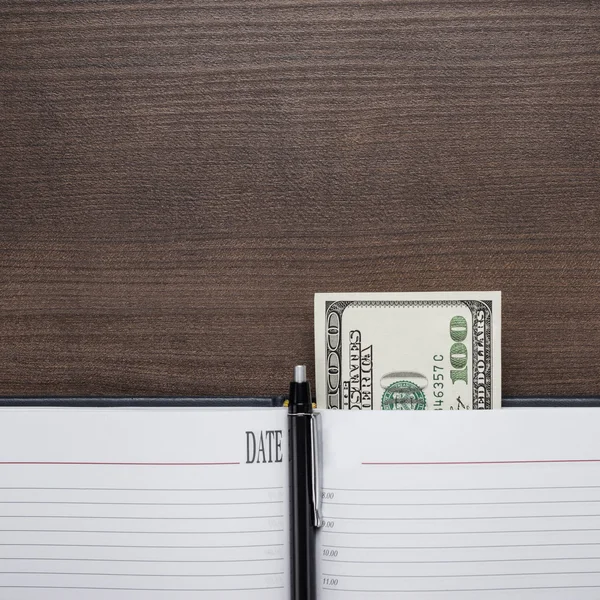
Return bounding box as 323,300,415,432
315,292,501,410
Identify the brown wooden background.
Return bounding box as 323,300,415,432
1,0,599,398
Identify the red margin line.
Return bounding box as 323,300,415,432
0,462,241,466
363,459,600,466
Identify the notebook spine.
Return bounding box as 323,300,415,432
0,396,599,407
0,396,287,407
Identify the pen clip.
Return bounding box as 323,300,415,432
309,412,323,528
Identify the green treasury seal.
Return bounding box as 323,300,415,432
382,380,426,410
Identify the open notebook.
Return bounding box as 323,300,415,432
0,407,599,599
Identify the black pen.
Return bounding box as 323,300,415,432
289,365,320,600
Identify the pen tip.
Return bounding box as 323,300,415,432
294,365,307,383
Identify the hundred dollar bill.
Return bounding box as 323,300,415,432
315,292,501,410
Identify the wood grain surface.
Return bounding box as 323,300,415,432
1,0,599,398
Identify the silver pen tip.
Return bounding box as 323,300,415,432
294,365,307,383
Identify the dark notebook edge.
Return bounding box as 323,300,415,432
0,396,599,407
0,396,287,407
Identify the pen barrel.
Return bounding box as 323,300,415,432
288,381,312,413
289,413,317,600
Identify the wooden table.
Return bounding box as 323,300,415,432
1,0,598,398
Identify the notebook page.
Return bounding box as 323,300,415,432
0,407,288,600
317,408,600,600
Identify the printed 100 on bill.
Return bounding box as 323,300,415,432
315,292,501,410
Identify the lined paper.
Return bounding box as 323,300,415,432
317,409,600,599
0,408,288,600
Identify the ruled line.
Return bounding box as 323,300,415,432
0,529,284,535
0,557,285,563
322,570,600,579
0,571,284,577
328,514,600,521
323,556,600,564
326,499,600,506
322,542,600,550
0,501,282,506
323,585,600,593
0,585,285,591
0,515,284,520
0,462,240,466
363,459,600,466
320,528,600,535
0,487,283,491
324,486,600,492
0,543,285,549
